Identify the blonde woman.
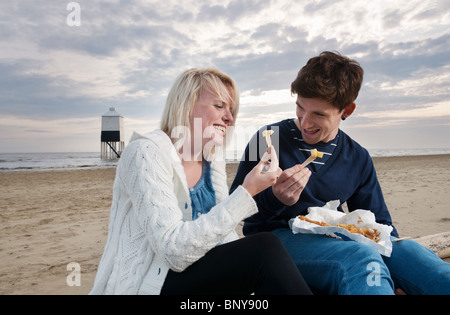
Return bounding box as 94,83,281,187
90,68,311,295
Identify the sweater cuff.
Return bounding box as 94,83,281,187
227,185,259,222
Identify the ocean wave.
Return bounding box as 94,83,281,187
1,149,450,171
0,152,118,171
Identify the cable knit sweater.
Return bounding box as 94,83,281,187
90,130,258,295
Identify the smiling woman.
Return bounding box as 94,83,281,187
89,67,311,295
190,87,234,152
160,68,240,161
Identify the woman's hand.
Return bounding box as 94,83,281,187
242,146,282,197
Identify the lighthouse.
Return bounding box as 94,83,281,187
101,107,124,159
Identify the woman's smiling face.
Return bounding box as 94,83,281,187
190,86,234,149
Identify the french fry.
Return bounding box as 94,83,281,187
300,148,324,168
262,130,274,153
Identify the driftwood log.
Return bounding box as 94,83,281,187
413,232,450,260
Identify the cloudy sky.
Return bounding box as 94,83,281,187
1,0,449,153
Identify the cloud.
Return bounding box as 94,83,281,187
359,100,450,121
0,0,449,152
0,113,159,152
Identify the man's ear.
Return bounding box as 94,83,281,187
342,102,356,120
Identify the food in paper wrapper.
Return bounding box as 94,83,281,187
297,216,381,243
289,200,393,257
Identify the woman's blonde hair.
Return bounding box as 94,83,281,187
160,68,239,137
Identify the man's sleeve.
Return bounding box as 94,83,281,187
346,154,399,237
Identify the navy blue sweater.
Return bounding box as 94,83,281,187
230,119,399,237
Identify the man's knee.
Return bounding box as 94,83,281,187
338,243,394,294
344,242,388,274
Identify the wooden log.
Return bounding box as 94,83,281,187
413,232,450,259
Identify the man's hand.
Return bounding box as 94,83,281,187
272,164,311,206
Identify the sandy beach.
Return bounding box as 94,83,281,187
1,155,449,295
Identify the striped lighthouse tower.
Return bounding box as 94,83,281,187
101,107,125,159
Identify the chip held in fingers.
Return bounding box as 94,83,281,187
260,130,278,173
310,148,324,159
300,148,324,168
262,130,274,152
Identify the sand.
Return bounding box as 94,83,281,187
1,155,449,295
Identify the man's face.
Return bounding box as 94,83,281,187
294,96,345,145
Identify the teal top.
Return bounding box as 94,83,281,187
189,161,216,220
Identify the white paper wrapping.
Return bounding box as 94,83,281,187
289,200,393,257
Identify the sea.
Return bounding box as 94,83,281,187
0,152,118,171
1,148,450,172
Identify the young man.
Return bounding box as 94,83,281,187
230,52,450,295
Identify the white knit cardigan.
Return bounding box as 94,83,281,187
90,130,258,295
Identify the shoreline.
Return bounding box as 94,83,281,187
1,153,450,173
0,154,449,294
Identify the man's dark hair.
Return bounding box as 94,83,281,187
291,51,364,111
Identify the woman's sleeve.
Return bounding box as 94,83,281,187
118,139,258,272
